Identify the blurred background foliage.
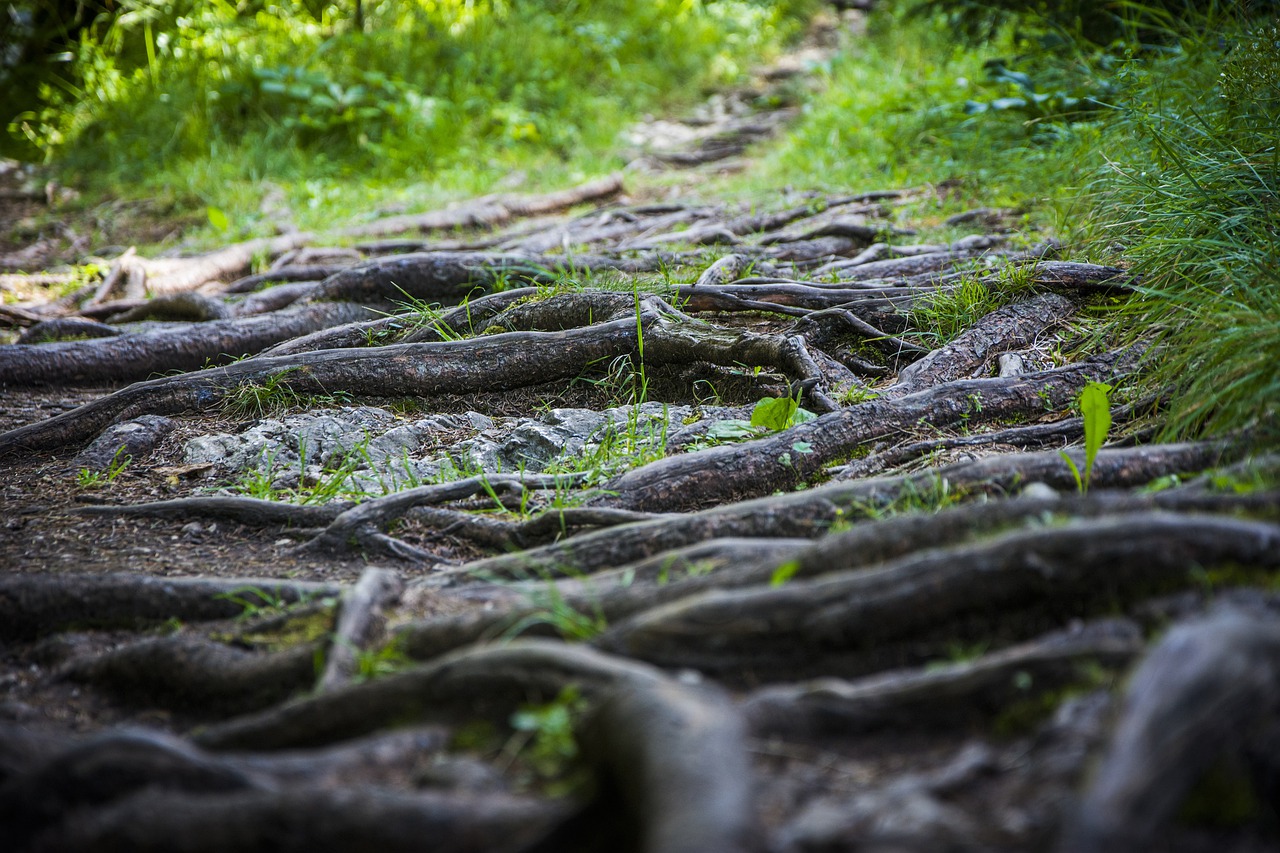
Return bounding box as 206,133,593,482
2,0,813,179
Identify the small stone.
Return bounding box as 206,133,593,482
997,352,1026,378
1020,482,1058,501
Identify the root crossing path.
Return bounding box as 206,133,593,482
2,177,1278,853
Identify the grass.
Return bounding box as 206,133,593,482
722,3,1278,449
74,445,132,489
9,0,815,244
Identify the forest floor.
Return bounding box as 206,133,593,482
2,12,1280,853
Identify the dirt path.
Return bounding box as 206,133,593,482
3,14,1280,853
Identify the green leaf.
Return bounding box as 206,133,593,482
792,407,818,425
706,419,756,441
751,396,798,431
770,560,801,587
206,206,229,231
1059,449,1083,494
1079,381,1112,488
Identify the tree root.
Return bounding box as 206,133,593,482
598,353,1126,513
25,784,568,853
77,495,346,528
184,639,754,853
0,301,829,460
338,172,624,238
0,573,341,642
317,568,404,692
1063,605,1280,852
398,488,1270,667
0,724,456,835
743,619,1143,737
581,680,754,853
0,301,377,387
459,441,1238,579
297,473,589,556
60,636,322,716
15,317,122,344
888,292,1076,397
191,639,663,751
597,512,1280,680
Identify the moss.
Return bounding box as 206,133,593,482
217,606,337,652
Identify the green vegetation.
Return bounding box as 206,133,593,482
505,684,589,784
739,1,1278,449
74,445,131,489
6,0,813,235
221,369,305,420
1061,381,1112,493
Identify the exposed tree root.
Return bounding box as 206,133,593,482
77,495,345,528
0,301,378,387
317,568,404,692
24,784,568,853
743,619,1143,737
0,300,834,459
888,292,1076,397
60,637,321,715
597,512,1280,680
338,172,624,238
391,489,1272,668
1064,606,1280,852
0,573,341,642
7,175,1275,853
192,640,665,751
581,680,754,853
458,441,1238,579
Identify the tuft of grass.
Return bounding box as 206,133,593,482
909,261,1038,344
221,369,304,420
1095,23,1280,445
74,446,131,489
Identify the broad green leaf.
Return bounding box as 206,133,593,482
706,419,756,441
792,407,818,425
751,396,798,431
206,206,229,231
1079,381,1112,487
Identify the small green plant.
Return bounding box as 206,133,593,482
770,559,802,587
696,393,817,449
505,685,590,782
353,640,415,682
214,585,293,620
74,446,131,489
750,393,817,431
1060,381,1112,493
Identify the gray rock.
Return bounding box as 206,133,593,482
72,415,176,471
